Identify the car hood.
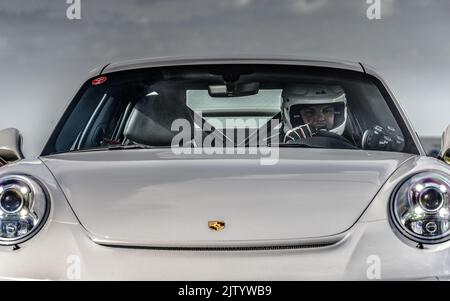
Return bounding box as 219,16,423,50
41,149,415,248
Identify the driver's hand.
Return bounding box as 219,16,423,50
284,124,317,143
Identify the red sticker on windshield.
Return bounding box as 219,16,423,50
92,76,108,86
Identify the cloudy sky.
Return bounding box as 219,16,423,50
1,0,449,157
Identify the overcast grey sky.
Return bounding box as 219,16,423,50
1,0,449,157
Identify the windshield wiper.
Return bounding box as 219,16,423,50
61,144,158,154
273,143,319,148
106,144,156,150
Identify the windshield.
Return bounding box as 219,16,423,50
42,65,419,155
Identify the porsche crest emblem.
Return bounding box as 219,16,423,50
208,220,225,231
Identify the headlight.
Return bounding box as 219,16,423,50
390,172,450,244
0,175,49,245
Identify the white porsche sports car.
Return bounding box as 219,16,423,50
1,56,450,280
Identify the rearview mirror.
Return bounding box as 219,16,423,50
208,82,260,97
439,124,450,164
0,128,24,166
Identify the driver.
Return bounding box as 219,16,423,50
280,84,348,143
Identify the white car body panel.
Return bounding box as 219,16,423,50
41,149,414,248
1,156,450,280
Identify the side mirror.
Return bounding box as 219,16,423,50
0,128,24,166
440,124,450,164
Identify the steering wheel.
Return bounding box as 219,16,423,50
287,131,357,149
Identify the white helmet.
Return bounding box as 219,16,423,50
281,84,348,135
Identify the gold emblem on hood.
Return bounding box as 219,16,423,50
208,220,225,231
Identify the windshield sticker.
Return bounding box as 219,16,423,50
92,76,108,86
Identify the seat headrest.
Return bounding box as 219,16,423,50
124,83,193,146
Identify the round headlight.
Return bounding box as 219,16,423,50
0,175,49,246
390,172,450,244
